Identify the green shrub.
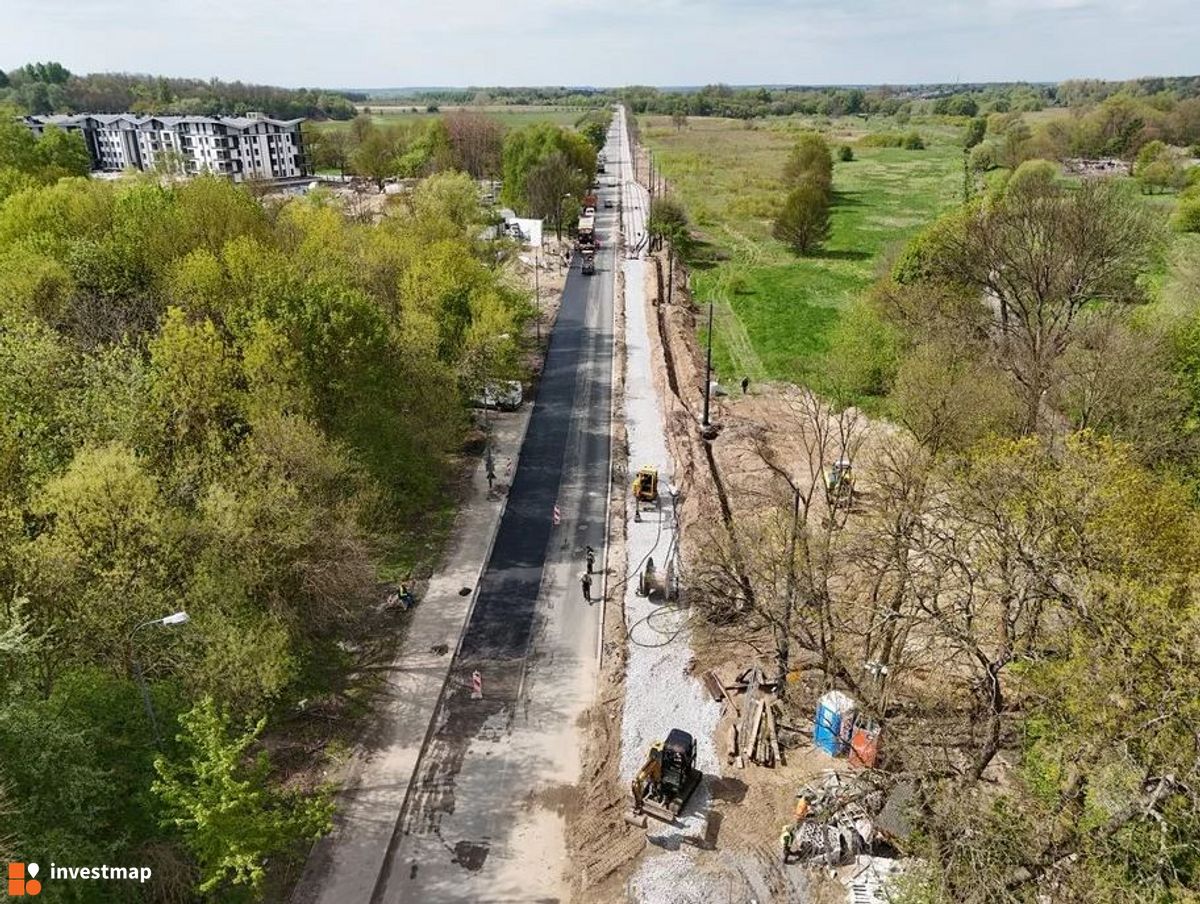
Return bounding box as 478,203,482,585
837,145,854,162
1172,197,1200,233
859,132,906,148
858,130,925,150
970,143,997,172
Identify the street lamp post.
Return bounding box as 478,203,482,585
130,611,190,747
702,300,714,427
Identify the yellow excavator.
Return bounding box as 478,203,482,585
825,458,855,508
626,729,702,826
632,466,659,522
632,465,658,504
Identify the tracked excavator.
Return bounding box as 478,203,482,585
825,458,855,508
625,729,702,827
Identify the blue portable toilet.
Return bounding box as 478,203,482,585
814,690,857,756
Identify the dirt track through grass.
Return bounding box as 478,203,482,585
642,114,964,385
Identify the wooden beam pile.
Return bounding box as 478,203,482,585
705,665,787,769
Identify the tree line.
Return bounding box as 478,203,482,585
620,78,1200,122
364,85,611,108
1,60,360,119
0,159,527,898
967,94,1200,170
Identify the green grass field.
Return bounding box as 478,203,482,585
642,114,965,384
310,105,587,133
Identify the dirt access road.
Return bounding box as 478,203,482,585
363,136,621,902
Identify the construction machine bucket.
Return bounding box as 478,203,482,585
623,810,649,828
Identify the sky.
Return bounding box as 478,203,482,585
1,0,1197,88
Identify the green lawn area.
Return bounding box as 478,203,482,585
310,105,586,133
642,114,965,384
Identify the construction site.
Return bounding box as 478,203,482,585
558,108,916,904
290,100,1177,904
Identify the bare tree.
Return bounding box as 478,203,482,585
693,389,869,697
444,112,504,180
922,177,1161,433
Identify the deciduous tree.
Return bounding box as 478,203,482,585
153,697,333,896
773,179,831,255
444,111,504,179
904,173,1161,431
782,131,833,199
525,150,586,240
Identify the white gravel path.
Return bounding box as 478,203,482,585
615,105,723,869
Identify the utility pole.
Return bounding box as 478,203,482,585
702,300,714,427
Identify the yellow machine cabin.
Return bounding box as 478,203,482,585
632,466,658,503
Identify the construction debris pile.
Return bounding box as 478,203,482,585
780,772,879,866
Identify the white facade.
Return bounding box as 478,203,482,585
24,112,309,182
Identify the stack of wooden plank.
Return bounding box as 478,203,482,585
703,665,786,769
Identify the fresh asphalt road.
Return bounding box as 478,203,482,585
370,131,620,903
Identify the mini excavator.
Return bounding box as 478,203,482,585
625,729,702,827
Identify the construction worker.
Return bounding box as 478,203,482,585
586,546,596,574
780,824,795,864
581,571,592,602
794,795,810,822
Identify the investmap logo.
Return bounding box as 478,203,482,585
6,863,41,896
7,861,153,895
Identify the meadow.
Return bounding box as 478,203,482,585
641,114,966,385
311,104,587,132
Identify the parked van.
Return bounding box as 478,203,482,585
470,380,524,411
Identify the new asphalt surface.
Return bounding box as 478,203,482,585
370,126,621,903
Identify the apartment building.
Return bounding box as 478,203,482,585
23,112,310,182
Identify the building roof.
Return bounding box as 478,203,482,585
26,113,305,129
